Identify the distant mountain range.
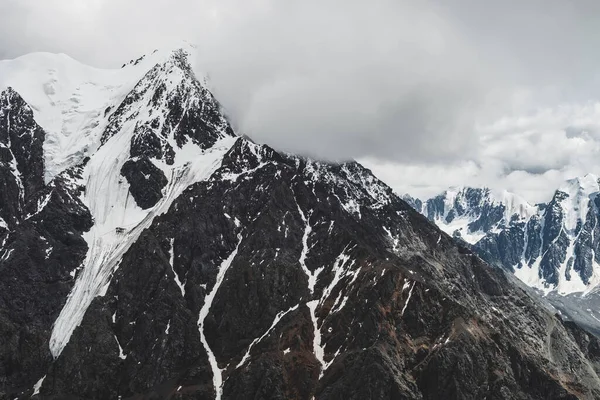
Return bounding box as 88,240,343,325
404,174,600,296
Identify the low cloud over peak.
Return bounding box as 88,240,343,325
2,0,600,201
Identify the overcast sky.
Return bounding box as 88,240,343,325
2,0,600,202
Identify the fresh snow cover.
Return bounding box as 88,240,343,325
513,259,549,294
401,281,416,316
114,335,127,360
436,216,487,244
553,174,600,294
48,44,236,358
555,239,587,295
2,121,25,206
49,134,236,357
0,51,162,182
307,299,326,377
496,189,538,222
32,375,46,396
421,176,600,296
295,204,360,378
311,247,358,375
515,174,600,295
558,174,599,233
319,247,355,308
198,236,242,400
429,187,536,243
236,304,299,368
169,238,186,297
295,201,324,293
0,42,202,183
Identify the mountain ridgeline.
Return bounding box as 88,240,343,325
2,48,600,399
405,179,600,296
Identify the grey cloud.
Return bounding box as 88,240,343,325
2,0,600,201
565,126,600,141
0,0,497,163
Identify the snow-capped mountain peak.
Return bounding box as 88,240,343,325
45,46,234,357
409,175,600,296
0,45,203,183
495,188,538,220
1,44,235,358
421,186,536,243
557,173,600,233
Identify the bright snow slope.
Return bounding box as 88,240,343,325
0,45,200,182
1,46,237,357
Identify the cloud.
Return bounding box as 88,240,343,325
2,0,600,202
364,102,600,203
0,0,496,162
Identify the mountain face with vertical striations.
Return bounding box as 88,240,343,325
409,181,600,297
406,182,600,337
3,47,600,400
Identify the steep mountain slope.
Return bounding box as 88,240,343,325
3,48,600,399
0,49,192,183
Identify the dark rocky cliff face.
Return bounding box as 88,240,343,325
0,88,46,231
3,50,600,400
0,88,92,395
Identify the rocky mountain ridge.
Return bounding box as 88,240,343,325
2,47,600,399
406,176,600,296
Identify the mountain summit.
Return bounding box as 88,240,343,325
411,178,600,296
3,49,600,399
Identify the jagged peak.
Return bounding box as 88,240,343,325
550,173,600,233
432,186,535,217
0,85,18,98
417,185,537,245
0,44,222,183
0,86,30,110
438,185,529,204
439,186,491,201
119,41,204,80
559,173,600,197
